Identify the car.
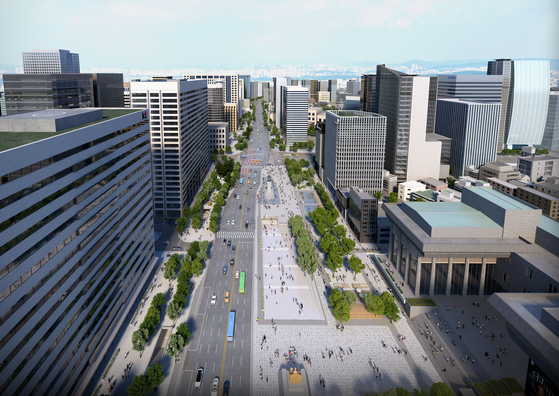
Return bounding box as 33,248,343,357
247,207,250,212
211,294,217,305
163,241,170,245
223,381,230,396
173,246,182,251
239,205,242,210
237,195,240,199
222,265,227,275
235,270,239,279
223,239,226,245
231,219,235,226
246,190,248,194
224,291,230,303
227,220,230,226
232,245,236,253
245,221,249,229
227,240,231,248
210,377,219,396
195,368,204,389
234,193,237,199
254,181,256,185
230,258,235,266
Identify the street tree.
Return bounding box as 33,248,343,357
164,264,176,284
333,225,347,239
388,192,398,203
166,334,185,361
373,191,382,201
176,217,188,235
145,363,165,391
127,374,149,396
307,140,315,151
341,237,356,255
151,293,166,308
348,255,365,274
342,290,358,306
176,322,191,344
329,289,351,322
167,301,182,323
191,216,202,229
429,382,453,396
131,328,149,357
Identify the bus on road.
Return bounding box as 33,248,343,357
227,312,235,341
239,272,245,294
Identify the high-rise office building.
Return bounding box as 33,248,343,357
130,78,209,218
273,77,290,127
437,75,504,102
208,81,225,122
22,49,80,74
0,108,155,396
0,91,5,116
328,79,338,103
250,81,260,100
262,82,270,102
538,87,559,152
323,110,387,195
487,59,550,149
435,99,502,177
281,86,308,145
123,82,131,108
374,65,441,182
183,73,240,132
239,75,250,100
360,74,376,112
346,79,360,96
3,73,124,115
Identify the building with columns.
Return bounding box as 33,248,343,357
384,187,559,297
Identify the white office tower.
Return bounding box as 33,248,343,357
281,86,309,145
22,49,80,74
437,75,504,102
0,108,155,395
487,59,550,149
208,81,225,122
130,78,209,218
183,74,240,132
323,110,387,194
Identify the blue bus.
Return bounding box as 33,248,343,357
227,312,235,341
240,178,244,184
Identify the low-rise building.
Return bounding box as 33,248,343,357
384,187,559,297
517,187,559,220
419,177,447,192
534,176,559,198
517,155,559,181
454,176,491,192
383,170,398,194
307,107,324,126
488,178,518,196
411,188,461,202
209,121,229,153
398,181,426,202
479,161,520,182
317,91,330,103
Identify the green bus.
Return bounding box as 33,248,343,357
239,272,245,294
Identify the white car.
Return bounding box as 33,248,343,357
211,294,217,306
211,377,219,396
195,368,204,389
163,241,170,245
235,270,240,279
231,219,235,226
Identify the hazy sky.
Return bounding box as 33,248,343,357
1,0,558,70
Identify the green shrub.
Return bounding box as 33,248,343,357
502,378,523,393
475,382,496,396
488,380,511,395
407,298,436,306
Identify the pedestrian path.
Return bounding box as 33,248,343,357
216,231,254,239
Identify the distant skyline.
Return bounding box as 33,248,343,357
0,0,558,71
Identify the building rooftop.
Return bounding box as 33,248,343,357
540,216,559,237
467,186,534,210
0,108,141,153
487,177,518,189
350,187,374,200
413,189,438,201
518,155,559,163
404,201,502,229
482,161,517,172
400,180,425,188
420,177,446,187
519,187,559,201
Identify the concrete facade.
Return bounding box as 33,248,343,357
479,161,520,182
0,109,155,395
517,155,559,181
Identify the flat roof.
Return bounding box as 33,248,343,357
518,155,559,162
405,201,502,228
519,187,559,201
0,109,141,153
413,190,438,200
488,177,518,189
420,177,446,186
400,180,425,188
466,186,534,210
540,216,559,237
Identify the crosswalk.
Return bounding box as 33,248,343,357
216,231,255,239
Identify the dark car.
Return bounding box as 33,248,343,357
223,380,230,396
245,221,249,229
232,245,236,253
222,265,227,275
247,207,250,212
223,239,226,245
230,258,235,266
227,240,231,248
195,367,204,389
239,205,242,210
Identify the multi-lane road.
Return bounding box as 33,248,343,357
177,99,271,395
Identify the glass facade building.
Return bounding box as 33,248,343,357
22,49,80,74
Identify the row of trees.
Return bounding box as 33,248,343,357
166,322,192,361
309,184,359,273
290,140,315,152
365,382,453,396
363,291,401,322
126,363,165,396
288,215,319,275
131,293,167,356
284,158,316,186
328,289,358,322
209,161,241,233
307,125,316,136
